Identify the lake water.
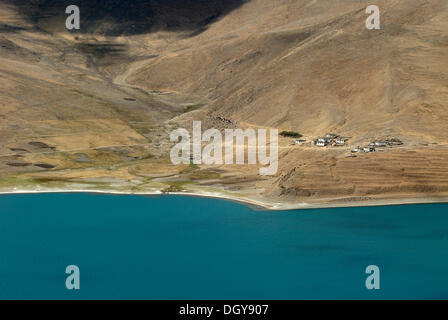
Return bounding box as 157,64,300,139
0,193,447,299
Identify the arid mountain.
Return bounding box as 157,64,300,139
0,0,447,209
129,0,448,141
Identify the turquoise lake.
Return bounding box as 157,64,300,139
0,193,447,299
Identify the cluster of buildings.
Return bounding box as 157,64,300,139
351,140,391,153
314,133,348,147
295,134,402,155
352,146,376,153
294,139,306,144
369,141,388,147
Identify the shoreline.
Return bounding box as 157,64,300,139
1,188,448,211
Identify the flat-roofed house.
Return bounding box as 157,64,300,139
316,141,328,147
370,141,388,147
363,147,376,152
375,141,388,147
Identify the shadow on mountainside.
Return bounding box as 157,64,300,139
5,0,249,36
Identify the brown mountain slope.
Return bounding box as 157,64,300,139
0,0,447,208
128,0,448,142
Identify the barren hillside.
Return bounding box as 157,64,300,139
0,0,447,209
129,0,448,141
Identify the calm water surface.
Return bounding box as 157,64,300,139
0,193,447,299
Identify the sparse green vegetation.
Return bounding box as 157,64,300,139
131,123,156,135
189,163,199,170
161,181,191,193
180,163,199,174
133,87,155,99
280,131,302,138
0,174,37,189
140,153,154,160
183,104,205,113
31,176,73,183
188,170,221,181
